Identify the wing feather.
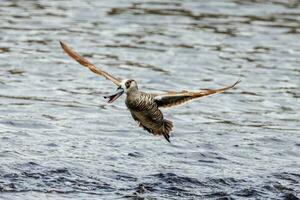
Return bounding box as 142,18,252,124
60,41,121,86
154,80,241,108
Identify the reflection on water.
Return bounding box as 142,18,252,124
0,0,299,199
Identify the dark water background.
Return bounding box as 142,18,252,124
0,0,300,199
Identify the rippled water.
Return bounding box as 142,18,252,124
0,0,300,199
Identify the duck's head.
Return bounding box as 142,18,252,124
104,79,138,103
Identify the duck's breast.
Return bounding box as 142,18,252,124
126,92,164,132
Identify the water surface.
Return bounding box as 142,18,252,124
0,0,299,199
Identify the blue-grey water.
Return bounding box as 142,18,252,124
0,0,300,199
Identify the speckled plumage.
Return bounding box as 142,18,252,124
125,91,173,142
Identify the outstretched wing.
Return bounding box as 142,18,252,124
60,41,121,86
154,80,241,108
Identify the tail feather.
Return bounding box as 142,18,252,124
162,119,173,143
134,117,173,143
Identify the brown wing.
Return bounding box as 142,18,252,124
154,80,241,108
60,41,121,86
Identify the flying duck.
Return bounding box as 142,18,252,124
60,41,240,142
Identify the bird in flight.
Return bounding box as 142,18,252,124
60,41,240,143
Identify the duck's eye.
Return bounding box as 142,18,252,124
125,81,131,88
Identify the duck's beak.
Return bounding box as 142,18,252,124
104,86,124,103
